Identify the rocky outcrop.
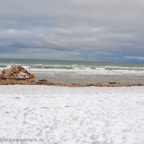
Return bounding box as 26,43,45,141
109,82,120,84
0,65,35,79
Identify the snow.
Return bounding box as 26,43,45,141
0,86,144,144
18,71,30,78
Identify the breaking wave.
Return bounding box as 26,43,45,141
0,63,144,75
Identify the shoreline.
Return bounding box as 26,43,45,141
0,78,144,87
1,64,144,87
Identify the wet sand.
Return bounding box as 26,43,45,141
0,78,144,87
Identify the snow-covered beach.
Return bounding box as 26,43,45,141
0,86,144,144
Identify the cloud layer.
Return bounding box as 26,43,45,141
0,0,144,63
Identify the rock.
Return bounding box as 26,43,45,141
39,79,47,82
109,82,119,84
0,65,35,79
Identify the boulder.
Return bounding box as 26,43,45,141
39,79,47,82
0,65,35,79
109,82,119,84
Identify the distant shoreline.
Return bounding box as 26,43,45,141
1,60,144,85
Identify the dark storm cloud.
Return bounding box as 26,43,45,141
0,0,144,62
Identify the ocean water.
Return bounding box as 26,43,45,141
0,58,144,84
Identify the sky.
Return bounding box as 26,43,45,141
0,0,144,63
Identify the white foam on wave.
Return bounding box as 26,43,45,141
0,63,144,75
29,68,144,75
29,64,144,75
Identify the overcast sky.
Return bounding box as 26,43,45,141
0,0,144,63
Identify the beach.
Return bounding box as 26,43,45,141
1,59,144,84
0,85,144,144
0,59,144,144
1,0,144,143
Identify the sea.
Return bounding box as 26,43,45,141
0,58,144,84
